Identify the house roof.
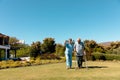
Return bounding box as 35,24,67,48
0,33,9,38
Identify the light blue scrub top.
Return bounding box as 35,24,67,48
65,43,73,54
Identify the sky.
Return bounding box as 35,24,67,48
0,0,120,45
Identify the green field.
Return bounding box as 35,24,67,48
0,61,120,80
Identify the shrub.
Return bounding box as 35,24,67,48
91,55,96,61
99,55,106,60
92,52,104,60
34,57,41,65
0,55,64,70
40,53,61,60
105,54,120,61
92,52,120,61
0,61,9,69
21,61,31,67
9,61,22,68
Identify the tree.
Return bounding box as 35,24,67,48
9,37,25,49
41,38,56,53
17,45,31,57
94,45,105,53
30,41,41,58
9,37,28,58
9,37,19,47
106,41,120,54
55,43,65,56
110,41,120,50
84,40,98,60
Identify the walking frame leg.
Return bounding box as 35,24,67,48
75,56,77,70
83,55,88,69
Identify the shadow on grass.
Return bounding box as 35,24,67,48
85,66,108,68
70,66,108,70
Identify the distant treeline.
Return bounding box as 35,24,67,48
0,37,120,60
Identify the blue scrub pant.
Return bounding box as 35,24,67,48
65,53,72,68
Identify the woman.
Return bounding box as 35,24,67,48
64,38,74,69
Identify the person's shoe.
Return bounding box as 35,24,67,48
70,66,72,69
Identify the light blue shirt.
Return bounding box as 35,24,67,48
65,43,73,54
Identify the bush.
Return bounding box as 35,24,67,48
99,55,106,60
40,53,61,60
92,52,102,60
92,52,105,60
0,56,64,70
91,55,96,61
34,56,41,65
21,61,31,67
0,60,22,69
0,61,9,69
9,61,22,68
105,54,120,61
92,52,120,61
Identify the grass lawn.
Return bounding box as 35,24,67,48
0,61,120,80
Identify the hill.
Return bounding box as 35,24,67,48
99,42,112,47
